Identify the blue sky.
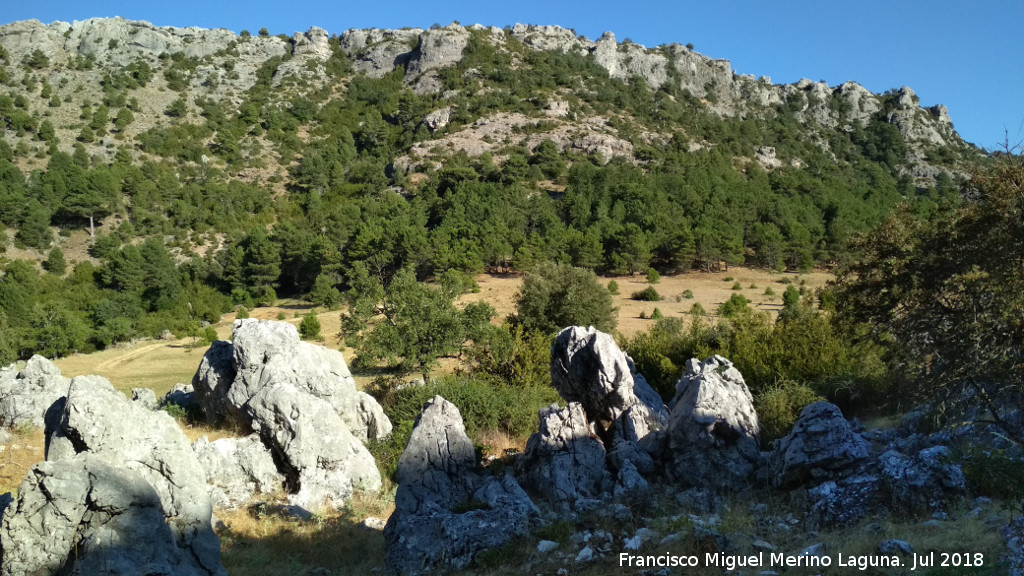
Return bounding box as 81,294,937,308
3,0,1021,150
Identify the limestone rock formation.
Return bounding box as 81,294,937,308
806,474,881,528
550,326,666,442
878,446,965,513
246,383,380,509
41,374,224,572
770,402,871,488
1,457,225,576
192,434,284,508
385,396,538,575
0,355,70,428
1004,517,1024,576
662,355,761,490
193,319,391,442
517,403,612,506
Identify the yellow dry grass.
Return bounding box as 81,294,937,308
0,426,46,495
459,268,833,336
217,489,394,576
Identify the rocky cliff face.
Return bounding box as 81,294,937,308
0,17,969,174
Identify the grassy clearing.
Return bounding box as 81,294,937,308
217,489,394,576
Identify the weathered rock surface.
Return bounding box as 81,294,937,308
192,434,284,508
1,456,224,576
517,403,612,506
1004,517,1024,576
163,382,200,414
806,474,881,528
662,355,761,490
247,383,381,508
41,374,224,573
193,319,391,442
0,355,70,428
771,402,871,488
131,386,159,410
385,396,538,575
550,326,666,442
878,446,965,513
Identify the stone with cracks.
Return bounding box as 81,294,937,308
1004,517,1024,576
878,446,965,514
771,402,871,488
806,475,881,528
192,434,284,509
193,319,391,442
0,355,70,428
246,383,381,509
662,355,761,491
550,326,665,442
385,396,538,575
517,402,612,506
1,457,224,576
11,374,226,575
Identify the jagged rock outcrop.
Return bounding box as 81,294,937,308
878,445,965,513
163,383,200,414
192,434,284,508
770,402,871,488
806,474,881,528
0,355,69,428
661,355,761,491
1,457,224,576
341,28,422,78
193,319,391,442
2,373,226,575
131,386,159,410
592,32,669,90
246,382,381,508
517,403,612,506
385,396,538,575
550,326,666,442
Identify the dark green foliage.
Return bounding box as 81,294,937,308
165,97,187,117
607,279,619,295
512,262,616,334
835,157,1024,436
631,286,662,301
299,312,321,340
646,268,660,284
358,268,495,380
717,293,751,317
236,306,250,319
22,49,49,70
43,247,66,275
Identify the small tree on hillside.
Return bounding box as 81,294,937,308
512,262,616,334
299,312,321,340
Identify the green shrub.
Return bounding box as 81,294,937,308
276,311,286,320
959,448,1024,500
646,268,660,284
651,307,664,320
731,281,742,290
369,374,560,481
764,286,776,296
607,279,619,295
299,312,321,340
631,286,662,301
755,381,824,443
681,289,694,299
236,306,249,319
723,276,734,282
513,262,616,334
690,302,706,316
203,326,219,344
718,293,751,317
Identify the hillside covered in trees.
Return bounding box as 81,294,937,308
0,17,980,365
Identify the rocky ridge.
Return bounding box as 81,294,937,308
0,17,966,172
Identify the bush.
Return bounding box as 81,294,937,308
607,279,619,295
299,312,321,340
764,286,776,296
717,293,751,317
203,326,219,344
731,281,742,290
755,381,824,443
690,302,706,316
368,374,560,481
236,306,249,319
681,289,694,299
650,307,664,320
513,262,616,334
958,448,1024,499
631,286,662,301
646,268,660,284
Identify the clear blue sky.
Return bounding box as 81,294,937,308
3,0,1021,150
